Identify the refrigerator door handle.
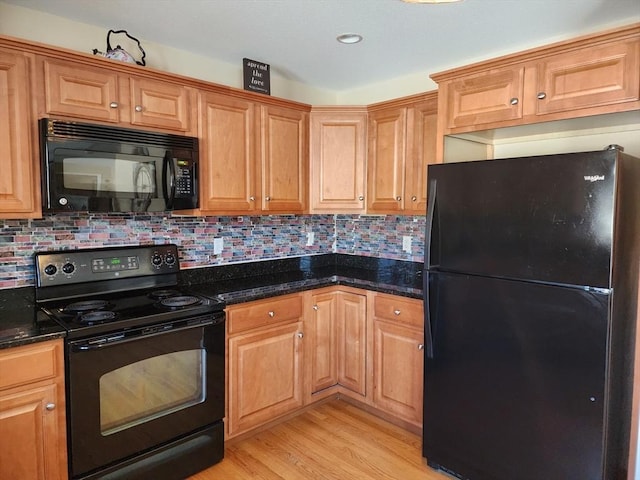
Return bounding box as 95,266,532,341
423,272,435,359
425,179,437,269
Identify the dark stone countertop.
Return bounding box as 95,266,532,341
0,254,423,349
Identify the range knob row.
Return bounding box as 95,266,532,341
151,252,177,267
43,262,75,276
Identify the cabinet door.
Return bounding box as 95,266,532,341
260,105,308,212
373,320,424,426
0,49,38,218
367,107,406,213
228,322,304,437
406,100,438,214
445,66,525,129
42,58,120,122
309,109,367,213
0,384,65,480
308,292,338,393
337,291,367,396
535,39,640,115
129,77,194,132
199,92,258,213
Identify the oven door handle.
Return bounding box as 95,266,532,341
70,319,216,352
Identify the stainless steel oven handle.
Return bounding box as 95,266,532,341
70,319,216,352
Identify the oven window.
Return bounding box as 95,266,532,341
99,349,206,436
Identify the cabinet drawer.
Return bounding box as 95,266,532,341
0,341,61,390
373,294,423,328
227,294,304,334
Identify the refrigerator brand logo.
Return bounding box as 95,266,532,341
584,175,605,182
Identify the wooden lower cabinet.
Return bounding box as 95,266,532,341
226,293,305,438
372,293,424,428
306,288,367,401
227,288,424,438
0,340,68,480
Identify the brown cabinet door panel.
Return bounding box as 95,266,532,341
43,59,120,122
535,40,640,115
130,77,193,132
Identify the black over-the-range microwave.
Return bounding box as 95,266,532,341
40,118,199,213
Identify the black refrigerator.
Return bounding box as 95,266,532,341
422,147,640,480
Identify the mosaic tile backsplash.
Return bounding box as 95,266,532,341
0,213,425,289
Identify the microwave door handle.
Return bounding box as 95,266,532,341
162,152,176,209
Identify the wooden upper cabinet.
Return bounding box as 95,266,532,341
0,48,39,218
199,92,258,214
367,106,406,214
444,66,525,129
406,98,438,214
40,57,195,134
534,39,640,116
128,76,194,132
367,92,438,215
260,104,308,213
433,24,640,135
42,59,120,123
309,107,367,213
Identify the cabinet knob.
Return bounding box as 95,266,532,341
109,102,119,108
297,332,304,339
418,344,424,351
312,305,319,310
249,196,255,201
396,196,402,202
268,311,275,317
45,403,56,411
537,92,547,100
135,105,143,112
358,195,364,201
394,309,401,316
265,196,271,202
509,97,519,106
411,196,417,202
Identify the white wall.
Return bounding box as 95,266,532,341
0,1,438,105
0,2,339,104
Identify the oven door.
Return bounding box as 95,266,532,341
65,314,224,479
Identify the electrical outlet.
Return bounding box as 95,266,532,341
213,237,223,254
306,232,315,246
402,235,412,253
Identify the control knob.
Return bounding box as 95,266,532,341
44,264,57,276
165,253,176,265
62,263,75,274
151,254,163,266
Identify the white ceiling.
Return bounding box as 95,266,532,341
3,0,640,92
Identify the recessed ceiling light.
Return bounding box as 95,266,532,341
336,33,363,44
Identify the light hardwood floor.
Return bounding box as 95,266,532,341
189,398,450,480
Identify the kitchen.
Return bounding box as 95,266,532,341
1,1,640,479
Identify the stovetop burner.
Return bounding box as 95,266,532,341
149,289,182,300
64,299,111,313
159,295,202,308
79,310,118,325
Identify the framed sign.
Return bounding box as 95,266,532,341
243,58,271,95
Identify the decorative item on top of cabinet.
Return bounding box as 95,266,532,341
372,293,424,428
0,47,40,219
37,57,197,134
367,91,438,214
432,23,640,138
226,293,305,438
309,107,367,213
0,340,68,480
